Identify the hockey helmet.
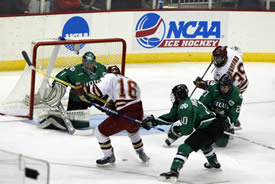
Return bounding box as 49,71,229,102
212,46,228,67
219,74,233,95
82,51,96,76
107,65,121,74
170,84,189,104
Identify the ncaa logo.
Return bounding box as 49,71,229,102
62,16,90,51
136,13,166,48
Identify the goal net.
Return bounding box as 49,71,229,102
0,38,126,120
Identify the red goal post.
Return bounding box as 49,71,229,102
0,38,127,120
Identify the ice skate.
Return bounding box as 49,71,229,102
136,149,150,163
159,170,179,183
204,157,221,169
234,120,242,130
163,138,176,148
96,149,115,166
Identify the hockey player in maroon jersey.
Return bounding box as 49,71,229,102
72,65,149,165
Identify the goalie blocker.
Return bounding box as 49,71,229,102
38,109,90,131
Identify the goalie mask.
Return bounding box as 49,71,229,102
170,84,189,104
82,51,96,76
212,46,228,67
219,74,233,96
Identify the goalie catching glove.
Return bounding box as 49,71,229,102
141,115,158,130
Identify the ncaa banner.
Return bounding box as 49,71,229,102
60,15,92,52
133,11,228,51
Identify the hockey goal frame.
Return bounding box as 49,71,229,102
1,38,126,120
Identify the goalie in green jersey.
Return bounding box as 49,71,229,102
141,84,227,182
53,51,107,110
38,51,107,132
199,73,243,147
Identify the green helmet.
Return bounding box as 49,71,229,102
82,51,96,76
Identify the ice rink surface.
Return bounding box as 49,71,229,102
0,62,275,184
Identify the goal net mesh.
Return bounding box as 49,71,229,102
0,38,126,120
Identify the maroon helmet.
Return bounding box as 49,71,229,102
107,65,121,74
212,46,228,67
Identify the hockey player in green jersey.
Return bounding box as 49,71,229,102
193,46,248,129
54,51,107,110
38,51,107,132
141,84,227,182
199,73,243,147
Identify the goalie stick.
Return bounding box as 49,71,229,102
224,131,275,151
22,50,106,104
190,60,214,97
89,101,165,132
57,102,94,136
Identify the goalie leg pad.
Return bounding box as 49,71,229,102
38,114,67,130
38,109,90,130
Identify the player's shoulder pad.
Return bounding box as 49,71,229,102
69,64,82,72
102,73,117,79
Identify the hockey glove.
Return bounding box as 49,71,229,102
104,99,116,116
168,122,183,139
141,115,157,130
218,114,234,132
193,77,207,90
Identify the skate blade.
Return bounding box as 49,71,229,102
96,162,115,167
234,126,242,131
204,167,222,171
162,144,172,148
162,144,177,148
159,176,178,183
141,160,150,165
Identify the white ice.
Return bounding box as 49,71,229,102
0,62,275,184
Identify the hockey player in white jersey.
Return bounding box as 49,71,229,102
72,65,149,165
193,46,248,129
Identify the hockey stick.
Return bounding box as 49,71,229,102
89,101,165,132
22,51,106,104
224,131,275,151
57,102,94,136
190,60,214,97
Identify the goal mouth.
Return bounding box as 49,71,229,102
0,38,127,120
